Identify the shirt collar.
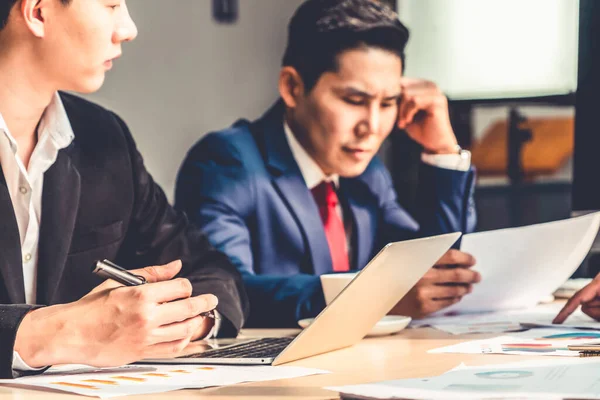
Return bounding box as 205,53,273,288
37,92,75,150
0,106,15,152
0,92,74,153
283,120,339,190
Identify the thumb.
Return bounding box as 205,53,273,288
133,260,183,284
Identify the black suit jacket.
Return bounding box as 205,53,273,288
0,93,249,378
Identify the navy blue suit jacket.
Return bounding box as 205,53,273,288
176,102,476,327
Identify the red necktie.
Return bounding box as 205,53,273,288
311,181,350,272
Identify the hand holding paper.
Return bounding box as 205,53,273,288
431,212,600,316
390,249,479,318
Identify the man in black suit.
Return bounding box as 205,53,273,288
0,0,248,378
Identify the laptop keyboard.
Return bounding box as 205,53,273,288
180,336,295,359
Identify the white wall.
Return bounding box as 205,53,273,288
84,0,305,201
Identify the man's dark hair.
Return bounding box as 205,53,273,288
1,0,71,30
283,0,410,92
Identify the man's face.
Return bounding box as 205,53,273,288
36,0,137,93
290,47,402,177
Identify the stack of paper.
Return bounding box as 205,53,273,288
328,359,600,399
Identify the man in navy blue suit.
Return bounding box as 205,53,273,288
176,0,480,327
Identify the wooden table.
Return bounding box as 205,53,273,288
0,327,551,399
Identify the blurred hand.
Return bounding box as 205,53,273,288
554,275,600,324
397,78,459,154
15,260,217,368
390,250,479,318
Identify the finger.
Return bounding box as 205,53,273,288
554,282,600,323
133,260,183,284
401,87,442,100
420,267,439,280
553,295,584,324
142,337,193,359
436,249,477,268
397,91,424,123
400,80,441,101
401,94,442,127
434,297,462,311
150,315,206,345
95,260,183,292
400,77,436,89
431,268,480,285
423,297,461,315
581,299,600,308
429,284,472,300
581,304,600,321
418,267,449,284
155,294,218,324
577,283,600,303
402,97,421,126
191,316,216,341
133,277,195,304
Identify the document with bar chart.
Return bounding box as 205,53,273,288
429,328,600,357
0,364,328,398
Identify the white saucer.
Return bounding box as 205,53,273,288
297,315,412,337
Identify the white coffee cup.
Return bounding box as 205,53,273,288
320,273,357,305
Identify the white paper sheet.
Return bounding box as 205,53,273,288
0,364,328,398
429,327,600,357
429,321,524,335
328,359,600,399
435,212,600,315
411,302,600,335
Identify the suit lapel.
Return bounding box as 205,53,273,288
272,174,333,275
259,103,333,275
0,169,26,303
339,179,376,271
37,146,81,304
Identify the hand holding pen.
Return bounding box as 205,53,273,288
93,259,218,320
16,260,219,369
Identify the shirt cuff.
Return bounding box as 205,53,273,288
421,150,471,172
206,310,222,339
13,351,47,372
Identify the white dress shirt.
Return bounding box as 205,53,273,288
283,123,343,219
0,93,75,371
283,121,471,269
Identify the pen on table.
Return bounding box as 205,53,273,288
92,259,218,320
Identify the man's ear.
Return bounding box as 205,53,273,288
278,66,305,109
21,0,46,38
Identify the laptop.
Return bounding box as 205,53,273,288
140,232,461,366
